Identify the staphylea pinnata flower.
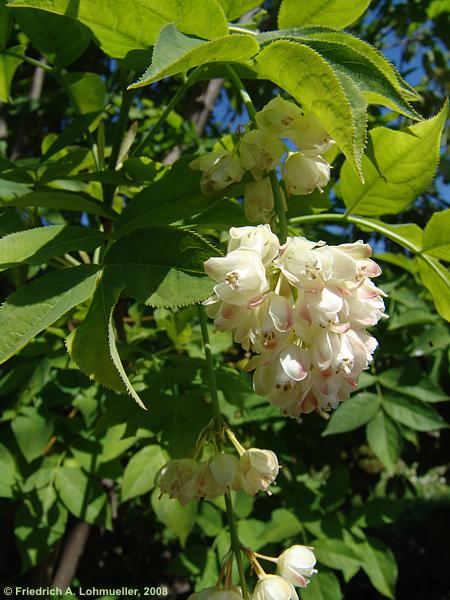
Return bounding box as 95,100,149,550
253,575,298,600
204,225,387,419
277,545,317,588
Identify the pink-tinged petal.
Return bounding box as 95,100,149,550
269,295,294,332
280,345,310,381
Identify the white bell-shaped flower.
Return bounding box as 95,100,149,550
253,575,299,600
190,150,244,195
239,129,285,180
239,448,279,495
188,587,218,600
255,96,305,138
204,248,269,305
283,152,330,195
290,113,334,154
277,545,317,588
158,459,199,505
227,224,280,265
210,589,243,600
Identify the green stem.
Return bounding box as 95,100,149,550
198,306,249,598
4,51,53,73
224,65,257,125
290,212,450,289
269,170,288,244
198,305,222,429
131,66,204,157
225,493,250,600
109,88,136,170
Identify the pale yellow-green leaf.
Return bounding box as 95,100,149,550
278,0,371,29
341,100,448,216
7,0,228,58
422,209,450,261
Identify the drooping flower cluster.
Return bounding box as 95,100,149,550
189,544,317,599
204,225,387,419
190,96,333,222
158,448,279,505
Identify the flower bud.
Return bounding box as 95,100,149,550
290,113,334,154
277,545,317,588
244,178,274,223
283,152,330,196
158,459,199,505
239,130,284,180
256,96,305,137
253,575,298,600
239,448,279,495
190,150,244,195
227,224,280,265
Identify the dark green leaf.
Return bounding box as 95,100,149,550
382,394,447,431
323,392,381,435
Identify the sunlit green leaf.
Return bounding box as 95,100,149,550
130,25,259,88
323,392,380,435
422,209,450,261
341,101,448,215
0,225,106,270
0,265,100,365
122,445,168,501
278,0,371,29
8,0,228,58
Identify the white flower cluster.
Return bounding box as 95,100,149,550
190,96,333,222
205,225,387,419
158,448,279,505
189,545,317,599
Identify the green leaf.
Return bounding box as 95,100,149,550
67,276,145,408
151,488,197,547
378,366,448,403
295,38,419,120
55,465,111,528
105,227,215,308
323,392,380,435
218,0,262,20
301,571,342,600
278,0,371,29
260,508,303,544
15,494,68,571
359,536,398,599
14,8,89,66
0,0,12,49
11,406,54,463
115,157,215,236
40,111,103,161
0,44,25,103
341,101,448,216
259,27,418,101
366,411,401,473
2,189,117,218
122,445,168,501
0,442,16,497
382,393,447,432
255,40,364,176
313,538,361,573
8,0,228,58
422,209,450,262
130,25,259,88
65,71,106,115
0,264,100,365
418,257,450,322
0,225,106,270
